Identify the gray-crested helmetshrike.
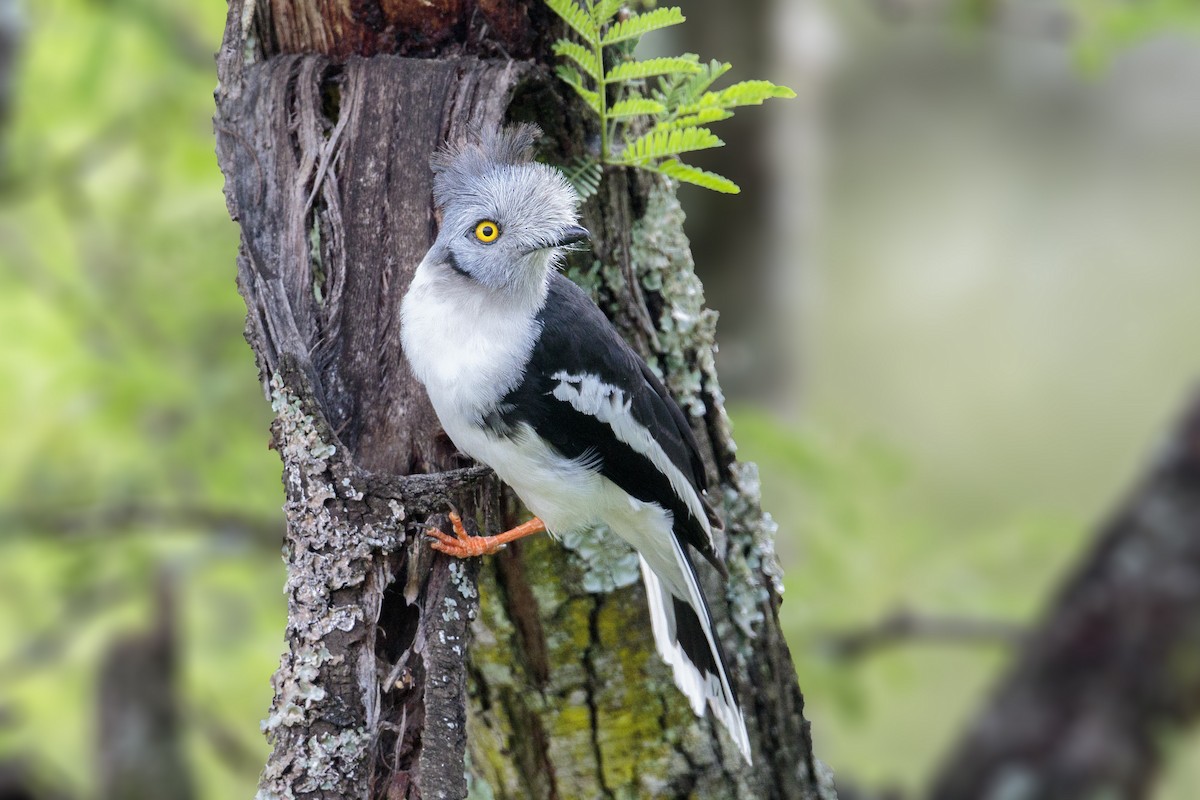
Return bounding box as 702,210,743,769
400,125,751,763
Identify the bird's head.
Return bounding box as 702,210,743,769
427,124,589,304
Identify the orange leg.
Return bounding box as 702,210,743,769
428,512,547,558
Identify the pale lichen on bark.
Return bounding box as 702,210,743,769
722,461,785,638
257,374,406,799
627,183,721,419
558,525,642,593
625,176,832,797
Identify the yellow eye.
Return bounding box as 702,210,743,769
474,220,500,243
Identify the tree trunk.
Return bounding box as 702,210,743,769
929,389,1200,800
212,2,832,798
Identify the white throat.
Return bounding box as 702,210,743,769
400,254,548,425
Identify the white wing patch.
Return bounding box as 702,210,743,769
550,371,711,543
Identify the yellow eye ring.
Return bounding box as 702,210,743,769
474,220,500,243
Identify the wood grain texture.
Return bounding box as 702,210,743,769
216,50,521,474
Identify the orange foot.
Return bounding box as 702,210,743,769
428,512,547,558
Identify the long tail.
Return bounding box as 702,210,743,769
639,542,752,763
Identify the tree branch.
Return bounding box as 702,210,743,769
0,503,284,545
821,607,1025,662
930,387,1200,800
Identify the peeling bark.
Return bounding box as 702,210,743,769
213,1,830,797
930,390,1200,800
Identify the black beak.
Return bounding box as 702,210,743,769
554,225,591,248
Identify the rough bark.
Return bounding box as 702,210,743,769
930,389,1200,800
213,1,831,798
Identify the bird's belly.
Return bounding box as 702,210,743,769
446,419,686,596
445,420,615,536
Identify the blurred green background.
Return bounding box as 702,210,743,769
1,0,1198,798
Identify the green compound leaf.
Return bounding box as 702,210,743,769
653,107,733,132
546,0,599,41
681,59,733,101
552,40,602,81
560,156,603,200
544,0,793,194
679,79,796,114
591,0,624,26
606,55,702,84
651,56,724,109
716,79,797,106
608,96,668,119
618,126,723,164
555,65,602,114
654,159,741,194
601,6,687,44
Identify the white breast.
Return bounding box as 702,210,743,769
400,261,541,424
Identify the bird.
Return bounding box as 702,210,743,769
399,124,751,763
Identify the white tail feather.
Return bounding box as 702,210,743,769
639,552,752,764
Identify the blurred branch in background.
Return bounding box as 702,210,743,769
0,0,22,178
867,0,1200,70
675,0,836,405
930,387,1200,799
96,568,194,800
0,760,73,800
1,504,283,548
822,607,1025,662
0,579,127,683
0,3,278,797
187,703,263,781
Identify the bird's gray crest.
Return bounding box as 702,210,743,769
430,124,542,210
421,123,583,304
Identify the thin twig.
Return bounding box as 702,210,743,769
821,607,1025,661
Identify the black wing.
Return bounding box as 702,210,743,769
488,273,721,567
